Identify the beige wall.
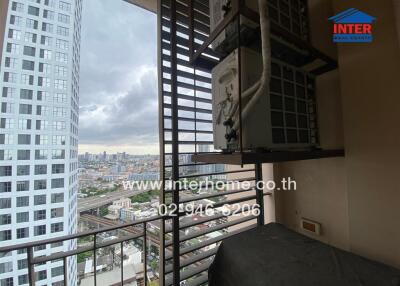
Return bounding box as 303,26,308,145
275,0,400,269
0,0,9,68
333,0,400,268
274,0,349,250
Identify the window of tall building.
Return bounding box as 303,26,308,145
21,74,34,85
34,165,47,175
7,43,20,54
16,196,29,207
42,22,53,33
34,210,46,221
57,26,69,37
18,119,31,130
16,212,29,223
35,150,48,160
0,261,13,274
26,18,38,30
24,32,37,43
0,230,12,242
5,57,17,68
20,89,33,100
2,87,16,98
22,60,35,71
40,35,52,46
51,179,64,189
56,38,68,50
16,227,29,239
28,6,40,17
0,134,13,145
16,181,29,192
0,182,12,193
0,166,12,177
59,1,71,12
23,45,36,56
0,214,12,226
10,15,23,26
11,2,24,12
43,9,54,20
1,102,14,113
17,150,30,160
3,72,17,83
0,198,12,209
34,225,46,236
34,180,47,190
17,166,30,176
19,104,32,115
34,194,46,205
8,29,21,40
39,63,51,73
52,149,65,159
51,222,63,233
39,48,52,59
51,208,63,218
17,134,31,145
35,135,49,145
0,150,13,161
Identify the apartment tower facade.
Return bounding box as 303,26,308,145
0,0,81,285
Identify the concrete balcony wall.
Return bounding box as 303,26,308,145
275,0,400,269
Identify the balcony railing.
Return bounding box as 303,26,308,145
0,215,165,286
0,189,269,286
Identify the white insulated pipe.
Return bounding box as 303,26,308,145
232,0,271,131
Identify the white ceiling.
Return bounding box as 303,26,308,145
123,0,157,13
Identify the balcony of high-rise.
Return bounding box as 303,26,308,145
0,0,400,286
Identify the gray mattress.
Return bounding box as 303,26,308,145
208,223,400,286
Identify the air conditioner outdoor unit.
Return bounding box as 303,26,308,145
210,0,259,53
212,47,318,151
210,0,310,53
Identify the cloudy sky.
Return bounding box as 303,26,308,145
78,0,158,155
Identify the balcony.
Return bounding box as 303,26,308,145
1,0,400,285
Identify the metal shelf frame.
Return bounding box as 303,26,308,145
186,0,343,166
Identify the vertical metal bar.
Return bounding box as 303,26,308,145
255,163,265,226
188,0,198,155
63,256,68,286
280,64,288,144
120,241,124,285
237,0,243,161
27,247,35,286
188,0,194,60
169,0,181,285
93,234,97,286
157,0,166,284
143,222,148,286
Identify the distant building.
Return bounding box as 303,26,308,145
120,208,135,222
113,197,131,209
106,205,122,220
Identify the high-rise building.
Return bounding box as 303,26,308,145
0,0,82,285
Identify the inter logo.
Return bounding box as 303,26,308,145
329,8,376,43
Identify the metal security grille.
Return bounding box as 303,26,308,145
268,0,309,41
270,60,318,145
158,0,265,285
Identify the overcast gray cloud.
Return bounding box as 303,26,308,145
79,0,158,153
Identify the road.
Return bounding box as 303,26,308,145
78,188,151,213
80,214,162,244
